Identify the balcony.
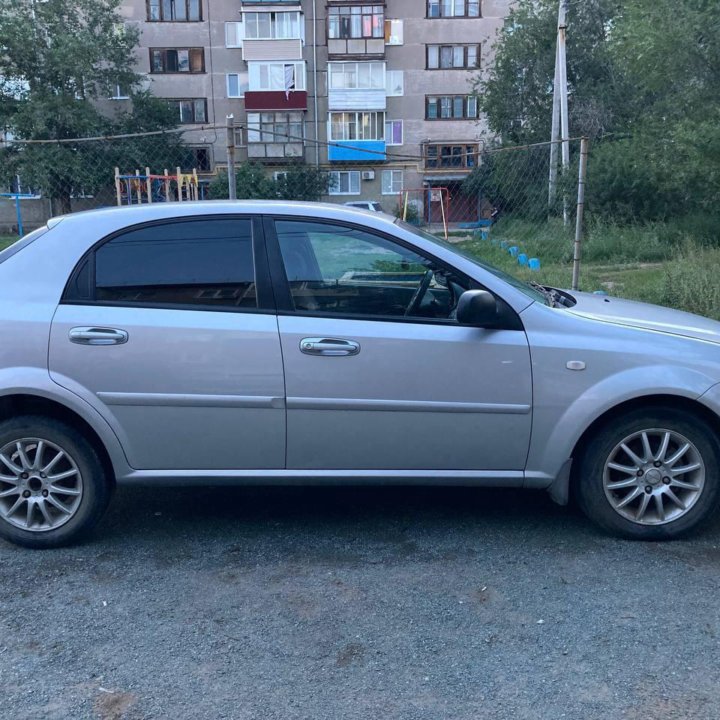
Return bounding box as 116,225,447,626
244,90,307,111
247,142,304,162
328,140,386,163
242,38,303,61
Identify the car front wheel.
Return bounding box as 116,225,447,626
576,407,720,539
0,416,112,549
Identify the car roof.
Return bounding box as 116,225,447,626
51,200,397,232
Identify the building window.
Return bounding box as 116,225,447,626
329,111,385,141
328,62,385,90
328,6,384,39
425,95,479,120
248,61,306,92
328,171,361,195
189,147,212,172
427,0,480,18
110,83,130,100
147,0,202,22
247,112,304,144
385,120,403,145
426,44,479,69
150,48,205,73
381,169,403,195
384,19,403,45
243,12,301,40
425,144,477,168
168,98,207,124
385,70,404,96
225,22,244,48
226,73,248,98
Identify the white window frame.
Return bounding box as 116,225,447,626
381,169,404,195
226,73,247,98
225,22,244,48
328,111,385,141
243,11,302,40
385,19,403,45
385,70,404,97
328,170,361,196
248,61,306,92
328,62,385,91
110,83,130,100
385,119,403,146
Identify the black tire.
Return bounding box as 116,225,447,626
0,416,113,549
576,407,720,540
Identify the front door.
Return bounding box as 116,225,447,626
49,217,285,471
268,217,532,471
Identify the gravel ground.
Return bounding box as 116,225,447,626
2,485,720,720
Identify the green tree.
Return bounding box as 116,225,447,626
210,163,331,201
0,0,184,213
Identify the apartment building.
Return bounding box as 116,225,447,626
118,0,510,220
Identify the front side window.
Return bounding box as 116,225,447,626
275,220,469,320
91,220,256,309
328,6,385,39
147,0,202,22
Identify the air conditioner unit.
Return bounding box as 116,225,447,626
361,170,375,181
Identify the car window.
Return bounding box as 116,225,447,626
92,219,257,309
275,219,469,320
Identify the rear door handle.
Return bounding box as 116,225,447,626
300,338,360,357
69,327,129,346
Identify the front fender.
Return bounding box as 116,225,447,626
525,364,717,490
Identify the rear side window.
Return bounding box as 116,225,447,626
87,219,257,309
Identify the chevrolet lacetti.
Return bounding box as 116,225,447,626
1,201,720,548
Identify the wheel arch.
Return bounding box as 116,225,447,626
566,393,720,502
0,393,116,486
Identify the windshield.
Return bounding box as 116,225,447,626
0,226,49,265
395,220,549,305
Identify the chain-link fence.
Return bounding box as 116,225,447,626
0,128,590,288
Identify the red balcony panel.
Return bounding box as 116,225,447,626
244,91,307,111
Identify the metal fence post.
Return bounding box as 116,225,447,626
226,114,237,200
572,137,589,291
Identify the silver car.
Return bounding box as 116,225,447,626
1,201,719,548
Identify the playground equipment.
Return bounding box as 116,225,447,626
398,187,450,240
114,167,205,206
0,192,37,236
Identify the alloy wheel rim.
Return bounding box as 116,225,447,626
0,438,83,532
603,428,705,525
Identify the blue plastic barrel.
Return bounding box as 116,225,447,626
509,246,519,257
528,258,541,271
518,253,528,266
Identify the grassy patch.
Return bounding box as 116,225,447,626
456,233,720,320
0,235,18,251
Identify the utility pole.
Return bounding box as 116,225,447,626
548,0,570,217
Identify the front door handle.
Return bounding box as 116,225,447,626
69,327,129,346
300,338,360,357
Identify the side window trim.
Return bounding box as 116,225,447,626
263,214,523,330
61,215,276,314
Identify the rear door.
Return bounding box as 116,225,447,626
49,216,285,471
266,216,533,472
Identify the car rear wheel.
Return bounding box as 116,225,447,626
576,408,720,539
0,416,112,549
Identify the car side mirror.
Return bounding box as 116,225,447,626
456,290,498,327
